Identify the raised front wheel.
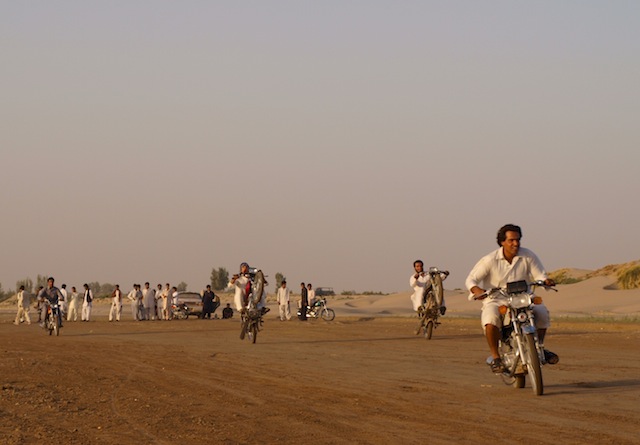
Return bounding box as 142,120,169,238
431,274,444,308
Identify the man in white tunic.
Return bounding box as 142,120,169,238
109,284,123,322
276,280,291,321
142,282,155,320
14,285,32,325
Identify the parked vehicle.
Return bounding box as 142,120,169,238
297,297,335,321
474,280,557,396
174,292,203,318
171,302,191,320
415,267,449,339
314,287,335,297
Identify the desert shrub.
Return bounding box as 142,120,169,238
549,270,584,285
341,290,356,296
362,291,386,295
617,265,640,289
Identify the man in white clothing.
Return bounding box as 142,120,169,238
230,262,251,313
466,224,558,373
276,280,291,321
307,283,316,308
14,285,32,325
109,284,123,322
59,284,68,320
409,260,446,314
82,283,93,321
142,282,155,320
67,286,80,321
126,284,142,320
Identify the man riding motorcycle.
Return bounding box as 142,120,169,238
466,224,559,373
37,277,65,329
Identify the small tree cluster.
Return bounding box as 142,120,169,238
210,267,229,291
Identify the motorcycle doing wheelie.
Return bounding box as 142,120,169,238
239,269,266,344
474,280,557,396
43,300,63,336
415,267,449,340
297,297,335,321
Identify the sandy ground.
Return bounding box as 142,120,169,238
1,301,639,445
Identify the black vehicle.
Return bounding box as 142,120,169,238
314,287,335,297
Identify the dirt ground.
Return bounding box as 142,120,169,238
1,306,639,445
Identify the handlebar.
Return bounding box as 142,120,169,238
472,280,557,300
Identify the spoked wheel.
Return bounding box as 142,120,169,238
424,320,434,340
525,333,544,395
249,323,258,344
240,318,248,340
253,270,265,306
320,308,335,321
431,274,444,308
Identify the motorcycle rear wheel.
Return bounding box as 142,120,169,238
320,308,335,321
240,318,248,340
249,323,258,344
525,333,544,395
425,320,434,340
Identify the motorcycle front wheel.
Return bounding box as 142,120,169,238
320,308,335,321
431,274,444,308
54,315,60,336
525,333,544,395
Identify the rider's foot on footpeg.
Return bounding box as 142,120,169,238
543,349,559,364
489,358,505,373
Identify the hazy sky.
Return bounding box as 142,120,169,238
2,1,639,294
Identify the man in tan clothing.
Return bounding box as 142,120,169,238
14,285,31,325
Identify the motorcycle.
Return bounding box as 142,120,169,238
171,303,190,320
297,297,335,321
239,269,266,344
415,267,449,339
474,280,557,396
43,300,62,336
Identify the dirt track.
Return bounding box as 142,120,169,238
1,310,639,445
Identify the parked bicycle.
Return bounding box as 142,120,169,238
415,267,449,339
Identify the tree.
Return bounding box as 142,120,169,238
16,277,34,294
275,272,285,292
177,281,188,292
36,274,49,289
210,267,229,291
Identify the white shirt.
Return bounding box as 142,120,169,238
17,290,31,307
276,287,290,304
465,247,548,300
409,273,430,303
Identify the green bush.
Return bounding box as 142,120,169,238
617,265,640,289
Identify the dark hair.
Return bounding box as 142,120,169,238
413,260,423,267
497,224,522,246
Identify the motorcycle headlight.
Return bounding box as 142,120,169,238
509,294,532,309
517,312,528,323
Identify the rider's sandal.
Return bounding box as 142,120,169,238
489,358,505,373
543,349,559,364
